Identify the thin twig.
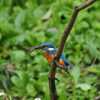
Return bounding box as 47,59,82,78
55,0,96,60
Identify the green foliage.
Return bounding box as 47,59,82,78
0,0,100,100
10,50,26,63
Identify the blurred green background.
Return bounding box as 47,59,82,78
0,0,100,100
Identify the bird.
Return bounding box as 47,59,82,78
28,43,72,71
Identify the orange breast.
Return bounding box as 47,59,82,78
59,59,64,66
44,52,65,68
44,52,54,63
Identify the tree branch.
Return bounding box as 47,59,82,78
49,1,96,100
55,0,96,60
48,66,58,100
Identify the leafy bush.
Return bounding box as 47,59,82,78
0,0,100,100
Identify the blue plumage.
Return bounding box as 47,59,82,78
30,42,72,70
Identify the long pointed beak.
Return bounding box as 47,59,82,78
27,45,45,52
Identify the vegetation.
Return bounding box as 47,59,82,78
0,0,100,100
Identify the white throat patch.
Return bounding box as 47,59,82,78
48,48,54,51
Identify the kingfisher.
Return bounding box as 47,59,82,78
29,43,72,71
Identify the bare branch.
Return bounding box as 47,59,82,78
55,0,96,60
76,0,96,11
48,66,58,100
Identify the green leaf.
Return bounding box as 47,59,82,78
77,83,91,91
10,50,26,63
87,65,100,75
26,83,36,96
70,66,80,84
11,76,21,88
11,71,29,88
42,9,52,21
14,10,26,30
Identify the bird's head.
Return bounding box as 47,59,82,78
28,43,56,53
